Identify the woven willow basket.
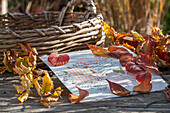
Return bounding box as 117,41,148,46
0,0,105,66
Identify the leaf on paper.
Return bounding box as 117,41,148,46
68,86,89,104
0,66,7,75
136,54,162,75
113,67,125,74
13,84,25,94
87,44,110,56
18,89,32,103
119,54,134,66
133,77,152,94
125,61,146,75
49,54,70,66
108,45,130,59
102,21,116,41
106,79,130,96
135,71,152,83
41,73,54,95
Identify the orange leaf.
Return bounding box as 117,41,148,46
135,71,152,83
106,79,130,96
68,86,89,104
116,33,132,42
17,42,31,55
87,44,110,56
133,77,152,94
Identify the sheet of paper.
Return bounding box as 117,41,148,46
40,48,168,102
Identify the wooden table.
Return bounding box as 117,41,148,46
0,69,170,112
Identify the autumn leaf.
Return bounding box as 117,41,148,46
41,73,54,95
116,33,132,42
133,76,152,94
20,76,31,89
140,36,155,55
113,67,125,74
123,43,136,52
0,66,7,75
125,61,146,75
131,30,144,42
53,87,62,97
13,84,26,94
32,77,42,96
106,79,130,96
17,42,31,55
68,86,89,104
135,71,152,83
102,21,116,41
29,51,37,67
87,44,110,56
12,65,25,76
136,54,163,75
108,45,130,59
151,27,164,42
18,89,32,103
119,54,134,66
40,97,50,108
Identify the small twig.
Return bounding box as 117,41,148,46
144,99,164,109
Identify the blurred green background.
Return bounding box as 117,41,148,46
0,0,169,35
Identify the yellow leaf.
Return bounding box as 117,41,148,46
20,76,31,89
40,97,50,108
3,52,13,72
53,87,62,97
151,27,164,42
131,30,144,42
102,21,116,41
32,77,42,96
13,84,25,94
18,90,32,103
41,73,54,94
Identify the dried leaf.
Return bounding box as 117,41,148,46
87,44,110,56
68,86,89,104
116,33,132,42
136,54,163,75
113,67,125,74
12,65,25,76
125,61,146,75
44,96,59,103
0,66,7,75
32,69,47,78
151,27,164,42
20,76,31,89
135,71,152,83
32,77,42,96
41,73,54,94
123,43,136,52
31,48,38,55
131,30,144,42
108,46,130,59
140,36,155,55
41,97,50,108
119,54,134,66
102,21,116,41
13,84,25,94
17,42,31,55
53,87,62,97
6,49,18,64
18,89,32,103
29,51,37,67
106,79,130,96
133,77,152,94
20,62,30,73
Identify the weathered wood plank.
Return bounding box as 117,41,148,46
0,70,170,112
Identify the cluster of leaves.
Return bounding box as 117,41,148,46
87,44,163,96
102,21,170,67
0,42,62,108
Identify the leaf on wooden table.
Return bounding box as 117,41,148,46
41,97,50,108
87,44,110,56
41,73,54,95
29,51,37,67
32,77,42,96
13,84,26,94
0,66,7,75
106,79,130,96
18,89,32,103
68,86,89,104
12,65,25,76
20,76,31,89
16,42,31,55
3,52,13,72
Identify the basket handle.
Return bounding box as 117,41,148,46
59,0,96,26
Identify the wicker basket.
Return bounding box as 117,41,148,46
0,0,105,66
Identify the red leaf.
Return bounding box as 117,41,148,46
48,53,69,66
136,54,162,75
119,54,134,66
125,61,146,75
87,44,110,56
135,71,152,83
106,79,130,96
108,46,130,59
68,86,89,104
156,52,170,63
